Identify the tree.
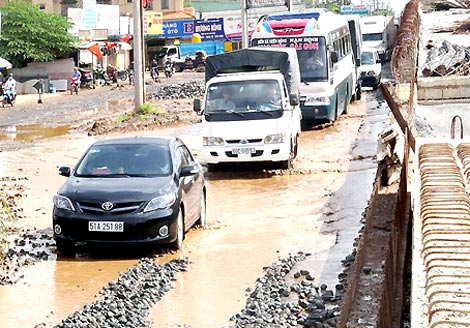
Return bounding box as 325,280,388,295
0,1,77,67
315,0,352,13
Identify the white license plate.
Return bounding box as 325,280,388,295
88,221,124,232
232,147,256,155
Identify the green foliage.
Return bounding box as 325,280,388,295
117,103,163,123
0,198,13,260
314,0,352,12
116,113,130,123
138,102,162,115
0,0,77,67
372,9,394,16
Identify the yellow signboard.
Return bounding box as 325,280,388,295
143,11,163,35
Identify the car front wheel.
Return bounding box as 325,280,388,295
55,239,75,257
196,193,206,227
170,208,184,251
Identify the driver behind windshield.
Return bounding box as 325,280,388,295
207,88,235,111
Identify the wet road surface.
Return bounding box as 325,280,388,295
0,86,389,327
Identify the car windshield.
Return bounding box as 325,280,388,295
75,143,172,177
361,52,376,65
205,80,282,114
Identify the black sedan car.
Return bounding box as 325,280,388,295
52,136,206,254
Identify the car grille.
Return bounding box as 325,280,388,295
225,139,262,144
77,201,144,215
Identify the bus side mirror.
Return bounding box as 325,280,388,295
289,93,299,106
193,99,202,115
331,51,338,63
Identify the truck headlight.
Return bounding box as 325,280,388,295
264,133,285,144
203,136,224,146
53,195,75,212
304,96,330,106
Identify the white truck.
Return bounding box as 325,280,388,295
193,47,302,170
359,15,396,62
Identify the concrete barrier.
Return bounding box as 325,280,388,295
418,75,470,103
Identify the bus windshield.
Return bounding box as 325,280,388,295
251,36,328,82
296,38,328,82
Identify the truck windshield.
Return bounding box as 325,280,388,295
157,48,168,58
363,33,383,41
206,80,282,114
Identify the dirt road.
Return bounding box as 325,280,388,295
0,75,390,327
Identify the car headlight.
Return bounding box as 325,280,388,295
264,133,285,144
53,195,75,212
304,96,330,106
203,136,224,146
144,194,177,212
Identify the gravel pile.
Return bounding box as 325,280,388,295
230,252,341,328
51,257,189,328
152,80,205,100
0,229,56,285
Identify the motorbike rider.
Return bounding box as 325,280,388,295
164,58,173,78
3,73,17,103
71,67,81,82
150,59,159,81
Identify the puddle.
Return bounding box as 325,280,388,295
0,124,70,142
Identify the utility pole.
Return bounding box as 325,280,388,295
133,0,145,112
241,0,249,49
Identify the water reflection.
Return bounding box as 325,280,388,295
0,124,70,142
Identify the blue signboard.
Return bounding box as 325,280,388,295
159,20,195,39
194,18,225,41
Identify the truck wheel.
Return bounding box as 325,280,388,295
196,63,205,72
175,64,184,73
207,163,218,172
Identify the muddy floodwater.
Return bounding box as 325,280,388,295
0,91,389,327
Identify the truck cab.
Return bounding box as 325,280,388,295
193,47,302,170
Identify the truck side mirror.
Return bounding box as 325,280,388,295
193,99,202,115
289,93,299,106
331,51,338,63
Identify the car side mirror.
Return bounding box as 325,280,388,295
356,58,361,66
331,51,338,63
193,99,202,115
180,163,199,177
289,93,299,106
58,166,71,177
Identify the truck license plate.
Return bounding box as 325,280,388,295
89,221,124,232
232,147,256,155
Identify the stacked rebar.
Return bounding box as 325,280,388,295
418,142,470,328
391,0,420,83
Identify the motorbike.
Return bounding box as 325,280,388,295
70,76,80,95
164,61,174,78
93,66,112,86
79,69,95,89
0,85,16,107
117,70,128,81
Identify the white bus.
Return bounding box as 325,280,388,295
251,9,360,124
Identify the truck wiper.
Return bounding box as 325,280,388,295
256,108,274,116
226,110,244,117
301,79,309,85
